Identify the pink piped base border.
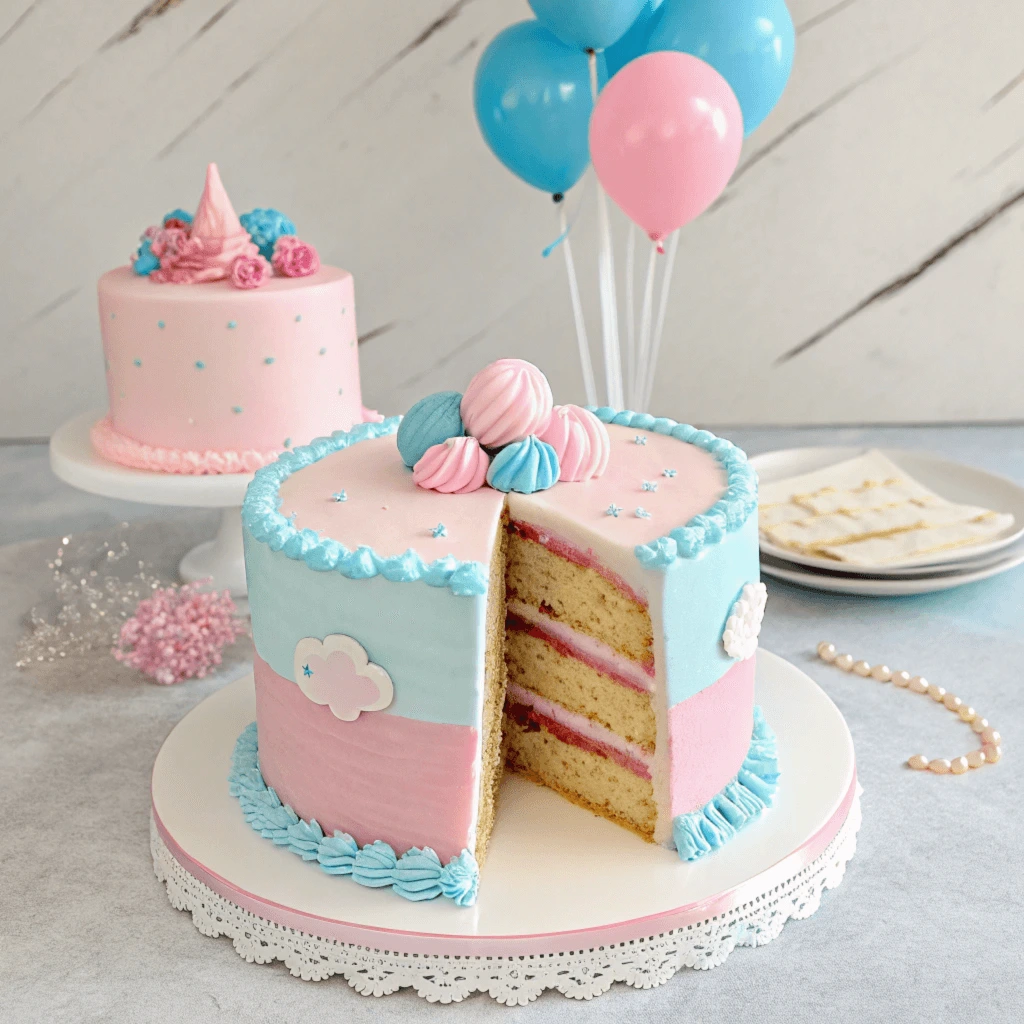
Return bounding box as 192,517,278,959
90,408,384,476
151,772,857,957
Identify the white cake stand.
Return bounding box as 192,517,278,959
49,410,252,606
151,650,861,1005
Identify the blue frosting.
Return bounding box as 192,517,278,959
241,417,489,598
239,208,297,261
229,723,479,906
162,208,193,225
487,435,560,493
590,408,758,567
132,237,159,276
672,706,780,862
396,391,465,468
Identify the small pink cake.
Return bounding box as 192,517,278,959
93,164,374,474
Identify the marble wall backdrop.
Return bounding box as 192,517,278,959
2,0,1022,436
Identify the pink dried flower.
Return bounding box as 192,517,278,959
113,582,247,685
142,225,161,241
230,253,271,289
272,235,320,277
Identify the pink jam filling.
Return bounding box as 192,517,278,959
507,603,654,693
509,519,648,609
505,684,652,781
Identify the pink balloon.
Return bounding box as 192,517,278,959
589,51,743,243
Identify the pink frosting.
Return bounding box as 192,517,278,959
230,254,271,290
460,358,553,447
412,436,490,494
272,236,321,278
150,164,258,284
537,404,611,482
90,414,276,474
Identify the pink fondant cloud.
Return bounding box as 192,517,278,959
293,635,393,721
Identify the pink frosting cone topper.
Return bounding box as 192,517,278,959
413,436,490,494
538,404,611,482
589,51,743,243
460,358,553,448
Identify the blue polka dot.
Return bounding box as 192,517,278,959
110,312,116,320
264,357,275,365
157,320,165,329
319,347,326,355
227,321,237,329
283,438,292,448
338,388,343,395
232,406,243,414
133,358,141,367
195,360,205,370
295,315,302,322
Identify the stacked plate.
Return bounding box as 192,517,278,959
749,447,1024,596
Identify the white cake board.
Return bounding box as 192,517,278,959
151,650,860,1004
49,410,252,608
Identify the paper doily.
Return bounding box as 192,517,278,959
151,789,860,1005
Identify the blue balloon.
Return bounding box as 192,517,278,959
603,0,667,78
474,21,597,195
529,0,647,51
649,0,795,136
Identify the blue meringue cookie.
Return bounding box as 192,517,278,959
486,435,560,494
396,390,465,467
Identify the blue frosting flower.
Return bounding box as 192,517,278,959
439,850,479,907
396,391,464,468
240,208,297,261
318,831,358,875
352,840,398,887
392,847,444,902
486,435,559,494
162,208,193,226
132,237,160,276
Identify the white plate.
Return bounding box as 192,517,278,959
761,545,1024,596
761,538,1024,580
750,447,1024,574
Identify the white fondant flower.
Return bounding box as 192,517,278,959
722,582,768,660
293,635,394,721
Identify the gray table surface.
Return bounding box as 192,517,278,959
3,425,1022,1023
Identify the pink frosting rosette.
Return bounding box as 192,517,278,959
537,404,611,482
460,358,553,448
272,235,321,278
230,254,271,289
412,436,490,494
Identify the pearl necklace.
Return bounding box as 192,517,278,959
816,641,1003,774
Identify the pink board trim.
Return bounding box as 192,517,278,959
152,770,857,957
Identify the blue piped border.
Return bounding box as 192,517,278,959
229,723,479,906
672,706,779,862
590,408,758,568
241,417,489,597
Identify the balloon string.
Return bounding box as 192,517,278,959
642,230,680,410
558,204,597,407
624,223,637,408
588,49,623,409
541,177,590,258
635,242,659,412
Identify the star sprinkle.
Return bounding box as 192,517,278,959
635,507,652,519
641,481,658,492
606,504,622,517
332,491,347,502
634,435,647,445
663,469,677,478
432,523,448,539
302,663,313,677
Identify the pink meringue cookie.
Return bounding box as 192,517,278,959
460,358,553,448
412,436,490,494
537,404,611,482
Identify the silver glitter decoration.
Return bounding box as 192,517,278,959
15,525,167,669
